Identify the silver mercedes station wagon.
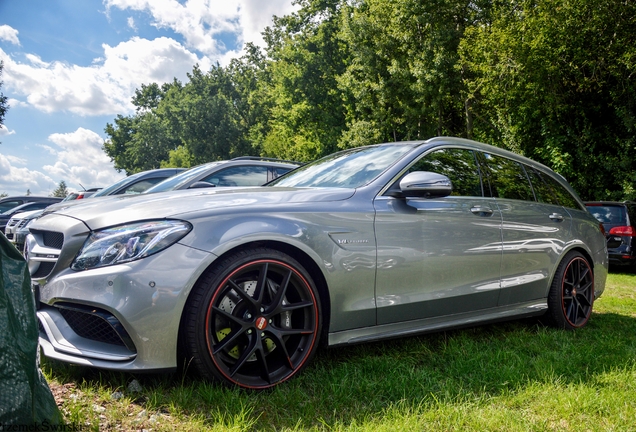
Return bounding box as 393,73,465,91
26,137,608,389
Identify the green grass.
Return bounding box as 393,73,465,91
43,271,636,431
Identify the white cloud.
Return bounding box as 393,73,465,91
7,98,28,109
5,154,26,165
239,0,298,47
103,0,298,55
105,0,238,56
127,17,137,31
0,152,57,196
42,128,124,191
0,25,20,45
0,125,16,136
0,38,211,116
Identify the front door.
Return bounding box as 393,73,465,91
374,147,503,325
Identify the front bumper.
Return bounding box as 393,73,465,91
35,243,212,371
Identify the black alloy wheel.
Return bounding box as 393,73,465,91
547,251,594,330
182,248,321,389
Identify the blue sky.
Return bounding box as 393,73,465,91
0,0,296,197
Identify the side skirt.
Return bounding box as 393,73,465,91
328,300,548,346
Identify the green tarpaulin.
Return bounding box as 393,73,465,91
0,233,61,426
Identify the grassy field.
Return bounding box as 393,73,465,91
43,271,636,431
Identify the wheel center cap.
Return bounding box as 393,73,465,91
572,288,577,296
255,316,267,330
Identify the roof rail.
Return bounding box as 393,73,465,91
231,156,302,165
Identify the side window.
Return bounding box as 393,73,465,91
481,153,534,201
524,166,560,206
273,167,292,179
538,171,583,210
203,166,268,187
408,148,482,197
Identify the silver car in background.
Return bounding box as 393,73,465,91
26,137,608,389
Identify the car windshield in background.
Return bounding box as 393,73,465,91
269,144,414,188
587,205,627,224
145,163,224,193
91,173,142,197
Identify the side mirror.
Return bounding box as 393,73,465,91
189,181,216,189
399,171,452,198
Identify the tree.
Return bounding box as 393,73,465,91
459,0,636,200
338,0,488,146
0,61,9,143
51,181,69,198
261,0,350,161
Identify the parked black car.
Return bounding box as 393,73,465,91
586,201,636,270
0,198,63,231
0,196,62,213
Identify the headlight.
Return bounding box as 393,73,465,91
71,220,192,271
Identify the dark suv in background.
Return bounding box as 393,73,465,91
586,201,636,270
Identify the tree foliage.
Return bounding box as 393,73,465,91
51,181,69,198
0,61,8,144
459,0,636,199
102,0,636,200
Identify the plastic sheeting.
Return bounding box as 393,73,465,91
0,234,61,426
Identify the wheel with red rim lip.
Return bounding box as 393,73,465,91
546,251,594,330
182,248,321,389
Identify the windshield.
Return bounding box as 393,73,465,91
269,144,414,188
144,162,223,193
92,173,142,197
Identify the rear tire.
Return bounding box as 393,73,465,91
546,251,594,330
181,247,321,389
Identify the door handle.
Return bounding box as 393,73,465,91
470,206,494,217
549,213,564,222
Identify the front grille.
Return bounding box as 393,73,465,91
7,219,18,228
5,233,13,240
43,231,64,249
17,219,30,229
55,303,136,352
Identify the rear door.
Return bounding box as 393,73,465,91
479,153,571,306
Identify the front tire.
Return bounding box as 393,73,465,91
546,251,594,330
182,248,321,389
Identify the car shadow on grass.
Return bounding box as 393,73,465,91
41,310,636,430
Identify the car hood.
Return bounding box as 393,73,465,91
44,187,356,230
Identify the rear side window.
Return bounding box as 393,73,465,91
480,153,534,201
409,148,483,197
524,167,560,206
537,171,582,210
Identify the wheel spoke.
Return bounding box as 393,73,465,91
211,305,244,326
212,327,243,355
229,335,258,378
255,348,272,384
268,269,292,313
254,262,269,304
227,279,258,309
281,299,315,313
265,329,294,369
